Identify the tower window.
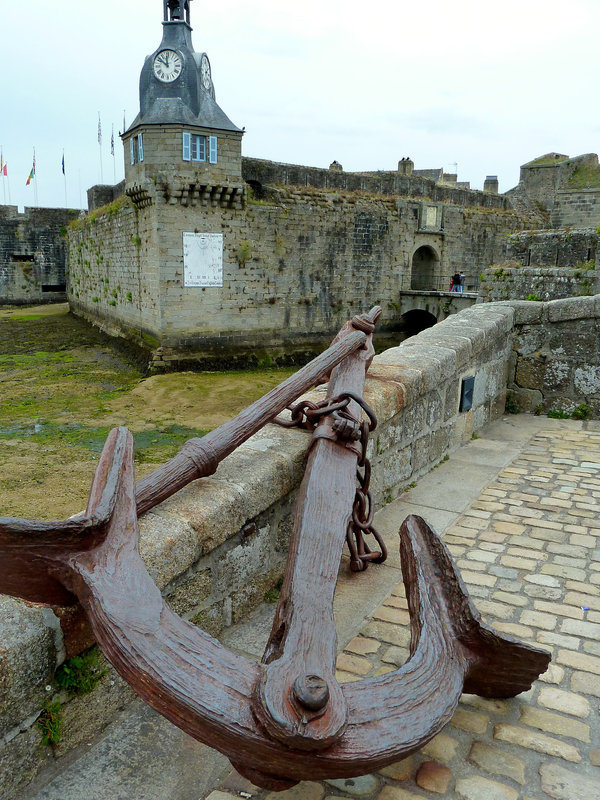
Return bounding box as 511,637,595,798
183,132,217,163
192,135,206,162
130,134,144,165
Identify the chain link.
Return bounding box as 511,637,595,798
273,392,387,572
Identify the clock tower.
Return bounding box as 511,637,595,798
123,0,244,209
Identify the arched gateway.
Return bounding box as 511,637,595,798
410,245,440,290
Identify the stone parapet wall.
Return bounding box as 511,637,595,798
479,265,599,302
242,157,510,210
0,301,515,797
506,295,600,417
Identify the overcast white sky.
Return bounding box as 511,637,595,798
1,0,599,211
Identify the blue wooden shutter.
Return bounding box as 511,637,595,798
182,132,191,161
209,136,217,164
130,138,135,165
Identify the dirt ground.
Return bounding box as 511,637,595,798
0,304,294,520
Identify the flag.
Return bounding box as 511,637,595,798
26,149,35,185
98,113,102,145
62,153,65,175
2,164,6,177
111,126,115,156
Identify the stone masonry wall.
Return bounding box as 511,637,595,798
242,158,510,210
67,187,523,365
551,189,600,229
0,206,79,304
506,296,600,417
479,266,599,303
67,196,162,345
0,301,516,797
506,230,599,268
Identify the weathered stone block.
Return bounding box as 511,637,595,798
547,296,595,321
0,597,56,739
515,355,546,389
165,569,212,616
511,387,543,412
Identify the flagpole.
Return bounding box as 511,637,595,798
0,146,4,205
112,124,116,184
63,150,68,208
33,148,38,208
98,112,104,184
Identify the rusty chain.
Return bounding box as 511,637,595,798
273,392,387,572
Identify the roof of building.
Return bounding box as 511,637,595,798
125,94,242,134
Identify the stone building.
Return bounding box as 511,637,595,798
0,206,78,305
66,0,528,368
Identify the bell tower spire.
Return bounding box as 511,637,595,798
163,0,191,26
123,0,243,208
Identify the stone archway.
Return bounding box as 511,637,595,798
399,309,437,338
411,245,439,290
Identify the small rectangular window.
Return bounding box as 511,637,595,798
182,132,191,162
192,134,206,162
209,136,217,164
138,133,144,162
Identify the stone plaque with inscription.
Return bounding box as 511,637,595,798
183,232,223,287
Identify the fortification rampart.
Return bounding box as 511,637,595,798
3,295,599,797
242,157,510,209
67,186,522,367
0,206,79,305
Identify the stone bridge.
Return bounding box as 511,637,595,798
397,290,478,336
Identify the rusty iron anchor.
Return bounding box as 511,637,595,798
0,307,550,791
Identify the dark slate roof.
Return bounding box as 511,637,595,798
126,95,242,134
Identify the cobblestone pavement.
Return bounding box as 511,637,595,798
207,421,600,800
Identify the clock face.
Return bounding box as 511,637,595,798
200,55,212,90
153,49,183,83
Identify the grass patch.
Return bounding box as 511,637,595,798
55,646,107,696
0,304,295,519
37,701,63,747
567,163,600,189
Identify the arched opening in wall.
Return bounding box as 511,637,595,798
411,246,439,290
246,180,265,201
399,309,437,339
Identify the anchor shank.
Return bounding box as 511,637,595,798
254,315,378,751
